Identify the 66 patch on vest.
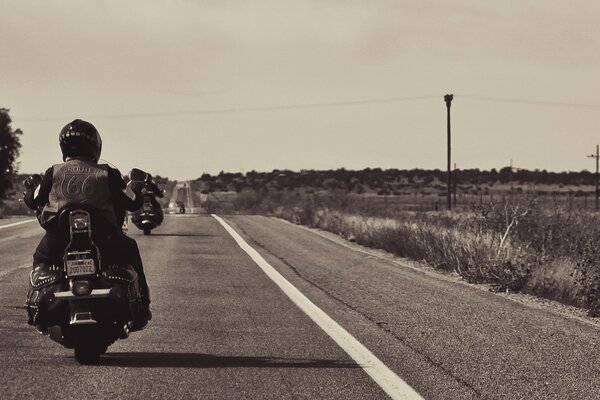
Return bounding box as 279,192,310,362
48,160,112,213
56,163,107,201
40,160,117,229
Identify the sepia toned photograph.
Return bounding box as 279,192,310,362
1,1,600,399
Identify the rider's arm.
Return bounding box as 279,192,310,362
24,167,52,209
108,167,144,211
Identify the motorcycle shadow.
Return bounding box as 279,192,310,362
98,352,360,369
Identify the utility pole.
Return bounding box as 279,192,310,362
509,159,513,192
453,162,458,207
509,158,514,200
588,144,600,211
444,94,453,210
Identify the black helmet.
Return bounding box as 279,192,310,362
59,119,102,162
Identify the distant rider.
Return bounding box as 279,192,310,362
147,175,164,214
132,174,165,225
23,119,152,329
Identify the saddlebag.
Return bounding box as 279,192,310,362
102,264,137,283
100,264,142,324
26,264,64,326
102,264,140,300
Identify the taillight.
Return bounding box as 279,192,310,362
71,280,92,296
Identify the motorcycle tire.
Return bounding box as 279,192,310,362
143,228,151,235
74,344,102,365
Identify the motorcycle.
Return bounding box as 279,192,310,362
129,169,164,235
25,205,145,364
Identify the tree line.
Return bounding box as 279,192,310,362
194,167,599,194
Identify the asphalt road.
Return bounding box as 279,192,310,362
1,214,600,399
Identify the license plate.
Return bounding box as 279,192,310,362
66,258,96,276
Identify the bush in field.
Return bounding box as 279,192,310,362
474,198,600,311
0,200,33,216
233,189,262,211
307,209,535,293
572,240,600,315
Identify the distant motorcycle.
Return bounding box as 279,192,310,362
129,169,164,235
176,201,186,214
24,201,146,364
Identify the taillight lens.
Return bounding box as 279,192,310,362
71,280,92,296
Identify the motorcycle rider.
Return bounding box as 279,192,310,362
146,175,165,220
23,119,152,329
131,173,165,225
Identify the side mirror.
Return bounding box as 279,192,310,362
23,174,43,189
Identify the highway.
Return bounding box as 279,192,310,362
169,181,197,214
1,214,600,399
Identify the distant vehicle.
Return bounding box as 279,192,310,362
175,201,186,214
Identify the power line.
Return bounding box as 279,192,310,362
456,94,600,108
19,95,440,122
19,93,600,122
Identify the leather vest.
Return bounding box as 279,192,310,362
40,160,117,228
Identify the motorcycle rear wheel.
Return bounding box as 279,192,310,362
74,343,103,365
143,228,151,235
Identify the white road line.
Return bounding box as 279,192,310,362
0,219,36,230
186,181,195,213
212,214,424,400
0,263,30,280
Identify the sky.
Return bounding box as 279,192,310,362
2,0,600,180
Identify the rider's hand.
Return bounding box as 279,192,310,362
22,174,42,208
128,180,144,195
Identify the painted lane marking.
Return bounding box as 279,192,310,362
0,219,37,230
212,214,423,400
